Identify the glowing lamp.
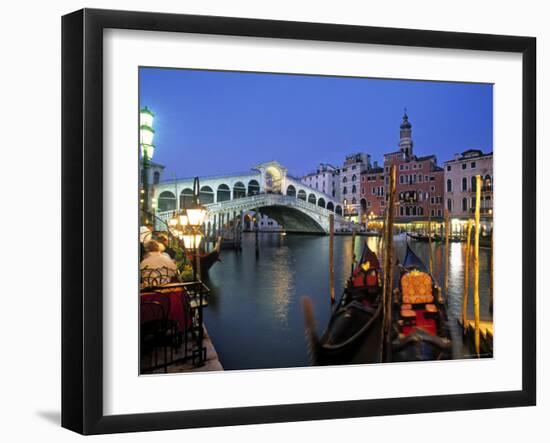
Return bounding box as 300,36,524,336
186,208,206,227
179,214,189,226
140,143,155,160
182,234,203,250
140,106,154,128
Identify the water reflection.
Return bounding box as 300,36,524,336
203,232,492,370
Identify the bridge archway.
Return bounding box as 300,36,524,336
180,188,194,209
199,186,214,204
233,182,246,199
335,205,343,216
297,190,307,201
326,201,334,212
258,204,325,234
286,184,296,197
217,184,231,202
158,191,176,212
318,197,326,208
248,179,260,196
308,193,316,205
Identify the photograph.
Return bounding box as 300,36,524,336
137,67,494,374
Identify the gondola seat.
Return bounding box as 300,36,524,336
400,309,416,326
401,271,434,305
425,304,438,313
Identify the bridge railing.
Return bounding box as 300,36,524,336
156,193,358,230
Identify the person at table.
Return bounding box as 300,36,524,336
157,234,177,260
140,240,178,286
139,226,153,261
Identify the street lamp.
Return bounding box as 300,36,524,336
140,106,155,224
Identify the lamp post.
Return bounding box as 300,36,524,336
173,177,207,365
140,106,155,225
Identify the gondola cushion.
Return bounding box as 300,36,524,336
401,271,433,304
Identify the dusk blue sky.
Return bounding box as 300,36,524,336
139,68,492,180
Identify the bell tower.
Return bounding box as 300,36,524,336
399,109,413,159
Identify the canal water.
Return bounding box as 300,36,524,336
203,232,492,371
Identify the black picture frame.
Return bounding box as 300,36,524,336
62,8,536,435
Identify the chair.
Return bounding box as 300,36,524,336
140,300,174,373
140,266,178,289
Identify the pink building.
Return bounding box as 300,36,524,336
361,112,445,223
443,149,493,220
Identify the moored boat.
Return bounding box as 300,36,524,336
390,245,452,361
302,242,384,366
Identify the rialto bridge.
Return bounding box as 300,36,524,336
154,161,352,234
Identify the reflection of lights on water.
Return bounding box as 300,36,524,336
270,249,294,326
280,232,287,236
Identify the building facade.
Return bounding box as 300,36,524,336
340,153,370,222
444,149,493,221
361,112,445,224
300,163,341,200
360,162,385,222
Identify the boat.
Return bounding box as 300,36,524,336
302,242,384,366
389,245,452,362
190,237,222,273
407,232,442,242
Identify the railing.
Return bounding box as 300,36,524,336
157,193,356,230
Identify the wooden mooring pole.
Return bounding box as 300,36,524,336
462,219,473,330
383,165,397,362
473,175,482,357
351,230,357,276
444,209,450,299
329,214,335,306
428,210,433,275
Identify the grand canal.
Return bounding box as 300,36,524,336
203,232,493,370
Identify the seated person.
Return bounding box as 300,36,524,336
140,240,177,287
156,234,177,260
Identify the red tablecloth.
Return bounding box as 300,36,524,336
141,288,192,333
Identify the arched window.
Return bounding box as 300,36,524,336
248,179,260,196
343,176,348,183
484,174,492,191
297,190,307,201
158,191,176,212
153,171,160,185
352,185,356,194
233,181,246,199
216,184,231,202
412,206,417,216
418,207,424,216
180,188,194,209
352,174,357,182
286,185,296,197
352,197,357,205
308,193,316,205
343,186,347,195
318,197,326,208
199,186,214,204
462,198,468,212
447,199,452,212
327,201,335,212
471,176,477,192
446,179,452,192
462,177,468,191
360,198,367,212
335,205,343,216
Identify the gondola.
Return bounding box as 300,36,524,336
390,245,452,362
302,242,384,366
190,237,222,273
407,232,442,242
